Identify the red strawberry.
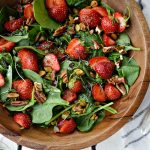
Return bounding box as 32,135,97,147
89,56,115,79
92,84,107,102
103,34,116,46
13,79,33,100
4,18,24,32
69,80,83,93
13,113,31,129
66,38,87,60
79,8,101,28
46,0,68,22
18,49,39,72
101,16,119,34
43,53,60,72
62,89,77,103
0,38,15,53
92,7,108,17
104,83,122,101
37,41,54,51
0,73,5,87
58,118,77,134
24,4,34,19
114,12,126,32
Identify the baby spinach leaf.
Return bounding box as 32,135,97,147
118,56,140,86
23,69,43,84
108,52,121,62
0,66,12,101
78,93,93,103
33,0,60,30
6,89,36,111
31,86,69,124
0,34,28,43
117,33,140,51
15,46,46,56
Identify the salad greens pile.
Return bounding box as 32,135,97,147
0,0,140,133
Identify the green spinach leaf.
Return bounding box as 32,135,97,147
33,0,60,30
31,86,69,123
118,56,140,86
101,2,115,14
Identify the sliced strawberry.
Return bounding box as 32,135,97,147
79,8,101,28
0,38,15,53
58,118,77,134
92,7,108,17
46,0,68,22
18,49,39,72
13,113,31,129
104,83,122,101
89,56,115,79
0,73,5,87
37,41,54,51
66,38,87,60
69,80,83,93
101,16,119,34
13,79,33,100
43,53,60,72
4,18,24,32
114,12,126,32
92,84,107,102
62,89,77,103
103,34,116,46
24,4,34,19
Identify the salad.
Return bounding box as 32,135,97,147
0,0,140,134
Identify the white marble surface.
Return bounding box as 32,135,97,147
0,0,150,150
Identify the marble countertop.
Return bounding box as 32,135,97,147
0,0,150,150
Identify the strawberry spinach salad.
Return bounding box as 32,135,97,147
0,0,140,133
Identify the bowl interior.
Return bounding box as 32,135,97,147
0,0,149,149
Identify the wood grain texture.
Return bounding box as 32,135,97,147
0,0,150,149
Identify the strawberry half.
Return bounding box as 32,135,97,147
46,0,68,22
13,79,33,100
79,8,101,28
0,73,5,87
58,118,77,134
66,38,87,60
101,16,119,34
62,89,77,103
0,38,15,53
43,53,60,72
13,113,31,129
92,7,108,17
69,80,83,93
114,12,126,32
103,34,116,46
104,83,122,101
89,56,115,79
37,41,54,51
18,49,39,72
4,18,24,32
92,84,107,102
24,4,34,19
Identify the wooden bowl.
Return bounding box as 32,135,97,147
0,0,150,149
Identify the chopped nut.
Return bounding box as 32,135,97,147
93,40,100,50
90,72,96,78
111,33,118,40
91,114,98,120
116,84,127,96
9,16,15,21
54,126,60,133
7,93,19,98
26,18,34,25
62,111,70,120
35,32,42,43
90,0,98,7
38,35,46,42
107,76,126,85
24,26,29,31
102,46,116,53
79,23,86,31
75,24,80,31
11,101,28,106
118,49,127,54
68,27,76,35
39,70,46,77
74,69,85,76
60,70,68,83
69,15,75,25
34,82,46,103
89,30,94,35
53,25,66,37
44,66,52,72
79,100,87,107
95,26,102,34
74,17,79,23
45,71,56,81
